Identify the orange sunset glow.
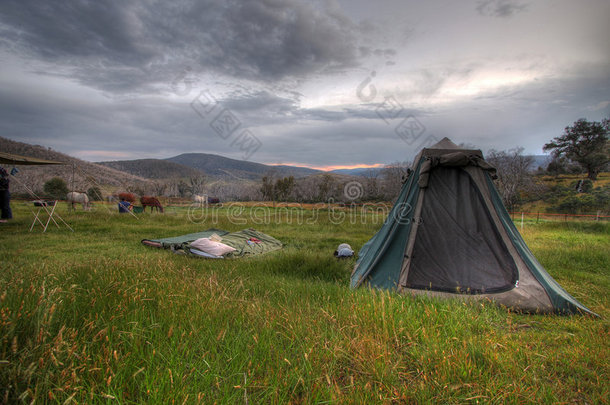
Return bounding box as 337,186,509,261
267,163,385,172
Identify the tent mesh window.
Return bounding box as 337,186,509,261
406,167,518,294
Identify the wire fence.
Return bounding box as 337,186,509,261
508,211,610,223
14,198,609,222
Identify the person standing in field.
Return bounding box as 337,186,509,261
0,167,12,222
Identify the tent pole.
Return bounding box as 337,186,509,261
521,212,524,231
71,163,75,192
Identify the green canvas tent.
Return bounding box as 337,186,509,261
351,138,594,315
0,151,64,165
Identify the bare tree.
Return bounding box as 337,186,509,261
151,181,167,196
177,179,190,197
293,176,318,202
189,176,206,196
241,182,261,201
486,148,536,210
165,179,180,197
317,174,335,202
381,161,411,200
362,169,380,200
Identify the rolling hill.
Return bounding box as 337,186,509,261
0,136,152,195
165,153,321,180
330,167,384,176
98,159,204,179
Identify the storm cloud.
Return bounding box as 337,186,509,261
0,0,365,92
476,0,529,18
0,0,608,167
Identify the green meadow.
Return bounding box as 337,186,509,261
1,202,608,404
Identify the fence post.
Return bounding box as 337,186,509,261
537,211,540,223
521,212,524,231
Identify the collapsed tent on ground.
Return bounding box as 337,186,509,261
351,138,594,315
142,228,283,258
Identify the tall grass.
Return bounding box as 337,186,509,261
1,201,608,403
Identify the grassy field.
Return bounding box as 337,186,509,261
1,201,608,404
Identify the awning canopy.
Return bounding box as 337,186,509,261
0,151,64,166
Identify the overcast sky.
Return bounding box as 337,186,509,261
1,0,608,169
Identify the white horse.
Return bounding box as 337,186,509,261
192,194,207,205
67,191,90,210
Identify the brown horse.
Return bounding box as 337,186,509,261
118,192,137,203
140,196,163,213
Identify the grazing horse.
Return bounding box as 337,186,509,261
67,191,90,210
118,192,137,203
140,196,163,213
192,194,207,205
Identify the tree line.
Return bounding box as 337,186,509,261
25,117,610,214
487,117,609,213
257,117,609,214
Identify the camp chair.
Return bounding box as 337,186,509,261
29,200,74,232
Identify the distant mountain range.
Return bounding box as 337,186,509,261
331,155,552,175
530,155,552,170
98,153,322,181
2,135,554,194
330,167,384,176
99,153,390,180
